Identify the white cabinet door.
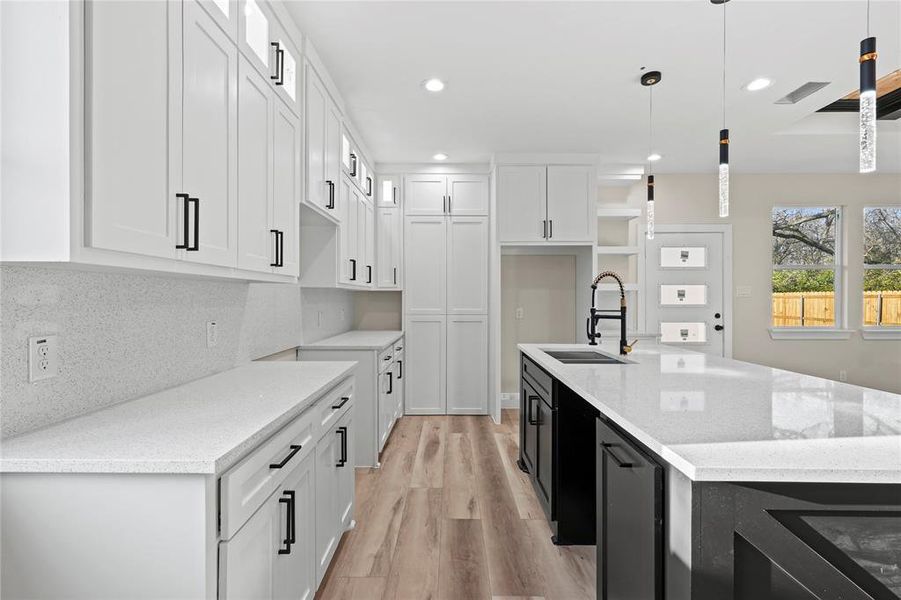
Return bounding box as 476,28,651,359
276,453,316,600
377,369,390,451
87,0,178,259
378,174,401,209
238,0,271,78
448,174,489,216
339,178,358,285
198,0,236,41
404,216,447,314
403,315,446,415
272,99,300,276
304,68,328,214
376,208,401,288
325,106,343,219
182,0,238,267
364,200,376,286
404,175,447,216
270,22,299,115
497,165,547,243
546,165,594,242
446,315,488,414
314,428,339,585
236,56,273,273
219,489,279,599
394,353,405,420
447,217,489,315
336,409,355,530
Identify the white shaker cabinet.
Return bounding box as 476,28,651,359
546,165,594,242
199,0,237,42
376,207,402,289
377,174,402,209
305,66,342,221
360,198,376,287
404,175,448,215
497,166,547,243
447,217,490,314
315,408,354,585
403,315,447,415
404,216,448,314
405,174,488,216
271,99,300,276
447,174,489,216
447,315,489,414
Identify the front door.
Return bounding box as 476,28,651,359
644,228,730,357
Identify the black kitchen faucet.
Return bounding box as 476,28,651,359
587,271,634,356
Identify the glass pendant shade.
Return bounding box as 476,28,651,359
647,175,655,240
718,129,729,218
859,36,877,173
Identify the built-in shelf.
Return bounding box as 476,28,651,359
594,283,639,292
596,245,640,255
597,206,642,220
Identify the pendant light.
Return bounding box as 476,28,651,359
641,70,662,240
859,0,877,173
712,0,730,217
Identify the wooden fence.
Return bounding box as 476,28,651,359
772,291,901,327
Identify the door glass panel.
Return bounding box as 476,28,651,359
382,179,394,204
342,134,351,169
213,0,229,17
244,0,269,67
660,322,707,343
660,246,706,268
279,40,297,101
661,284,707,306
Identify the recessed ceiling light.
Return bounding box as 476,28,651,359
744,77,773,92
433,153,448,161
647,153,662,162
423,78,445,92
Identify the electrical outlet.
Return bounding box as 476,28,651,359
206,321,218,348
28,335,59,382
839,369,848,382
515,307,524,320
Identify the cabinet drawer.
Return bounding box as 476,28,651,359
220,407,317,540
378,345,394,372
522,355,552,398
317,380,354,440
392,338,404,354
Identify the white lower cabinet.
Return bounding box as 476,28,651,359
404,315,447,415
315,408,354,585
447,316,489,414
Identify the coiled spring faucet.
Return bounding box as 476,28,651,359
588,271,635,355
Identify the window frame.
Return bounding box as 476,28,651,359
769,206,850,340
861,205,901,339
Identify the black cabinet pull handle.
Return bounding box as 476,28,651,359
395,345,402,351
269,444,302,469
350,153,357,177
528,395,539,425
397,359,403,379
367,265,372,284
188,197,200,251
270,42,279,80
336,426,348,467
393,186,397,204
601,442,634,468
542,220,547,239
176,193,190,249
366,176,372,197
387,371,393,395
393,267,397,285
350,258,357,281
277,490,295,554
448,195,452,213
270,229,280,267
326,180,335,209
548,219,553,239
279,230,284,267
332,396,350,410
270,42,284,85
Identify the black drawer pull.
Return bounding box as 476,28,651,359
367,265,372,284
397,359,403,379
332,396,350,410
383,354,392,361
387,371,393,395
277,490,295,554
176,193,190,249
336,426,348,467
395,346,402,351
269,444,302,469
187,196,200,251
350,258,357,281
270,229,280,267
326,180,335,209
601,442,634,469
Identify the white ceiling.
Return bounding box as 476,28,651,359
285,1,901,173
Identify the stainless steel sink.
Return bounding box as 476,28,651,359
544,350,626,364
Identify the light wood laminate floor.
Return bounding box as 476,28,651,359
316,410,596,600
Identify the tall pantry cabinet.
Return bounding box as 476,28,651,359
403,174,490,415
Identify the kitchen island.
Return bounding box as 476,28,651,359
518,343,901,600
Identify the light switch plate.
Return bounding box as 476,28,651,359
28,335,59,382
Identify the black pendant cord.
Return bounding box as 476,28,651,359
648,85,654,174
722,0,727,129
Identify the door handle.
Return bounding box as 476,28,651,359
600,442,634,468
393,186,397,204
336,426,348,467
367,265,372,284
176,193,190,249
397,359,403,380
187,197,200,251
350,153,357,177
527,395,540,425
447,195,452,213
278,231,284,267
393,267,397,285
270,42,280,82
350,258,357,281
387,371,393,395
548,219,553,239
366,176,373,197
326,180,335,209
442,195,447,214
277,490,295,554
270,229,280,267
269,444,303,469
542,220,547,239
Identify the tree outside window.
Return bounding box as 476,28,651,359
863,207,901,327
771,207,840,328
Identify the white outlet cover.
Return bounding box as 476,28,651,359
28,335,59,382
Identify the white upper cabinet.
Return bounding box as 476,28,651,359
236,56,273,273
325,107,343,210
87,0,178,259
237,0,299,115
497,164,595,243
304,68,333,218
405,175,448,216
181,0,238,268
238,0,270,76
447,175,489,216
199,0,237,42
340,180,360,285
269,22,299,113
546,165,594,242
404,216,448,314
378,175,401,208
497,165,547,243
360,197,375,287
376,207,402,289
272,99,300,277
447,217,489,314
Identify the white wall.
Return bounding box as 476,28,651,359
0,267,360,438
630,173,901,393
353,291,402,330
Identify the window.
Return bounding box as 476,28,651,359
863,207,901,328
771,207,841,329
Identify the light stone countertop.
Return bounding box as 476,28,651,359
299,330,403,351
519,343,901,484
0,362,356,474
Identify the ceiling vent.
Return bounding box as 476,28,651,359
775,82,831,105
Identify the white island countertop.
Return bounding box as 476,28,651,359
0,361,356,475
299,330,403,351
519,343,901,484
